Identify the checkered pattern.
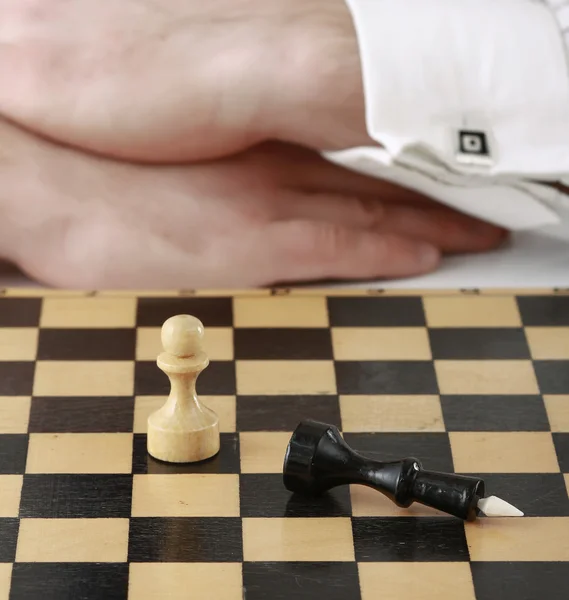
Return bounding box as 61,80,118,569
0,289,568,600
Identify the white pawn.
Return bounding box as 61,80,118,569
147,314,219,463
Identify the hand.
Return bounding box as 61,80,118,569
0,0,369,163
0,119,505,289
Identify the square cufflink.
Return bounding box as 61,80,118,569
455,129,494,168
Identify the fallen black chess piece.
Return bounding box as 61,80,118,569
282,420,523,520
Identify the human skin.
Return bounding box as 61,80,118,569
0,0,374,162
0,118,505,289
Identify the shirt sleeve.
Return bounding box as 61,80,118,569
323,0,569,229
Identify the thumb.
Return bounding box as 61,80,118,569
264,219,440,283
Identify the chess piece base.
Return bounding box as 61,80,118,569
147,416,220,463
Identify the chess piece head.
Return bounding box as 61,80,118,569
161,314,204,358
283,420,355,495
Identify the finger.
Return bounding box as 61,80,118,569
260,219,440,284
374,202,509,254
269,144,441,206
275,191,507,254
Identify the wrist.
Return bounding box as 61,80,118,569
269,0,374,151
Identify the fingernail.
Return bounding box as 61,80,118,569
471,221,503,238
417,243,440,268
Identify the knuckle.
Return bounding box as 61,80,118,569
352,196,386,228
292,222,352,263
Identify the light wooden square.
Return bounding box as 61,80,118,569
544,396,569,432
0,475,23,517
526,327,569,359
565,474,569,497
236,361,336,395
332,327,431,360
239,432,292,473
128,563,242,600
0,397,30,433
40,297,137,328
350,485,450,517
242,518,354,561
134,396,235,433
466,517,569,561
0,328,37,361
136,327,233,360
0,564,11,600
435,360,539,394
132,474,239,517
423,296,521,327
233,297,328,327
340,395,444,432
33,361,134,396
26,433,133,473
15,518,129,562
358,563,476,600
450,432,560,473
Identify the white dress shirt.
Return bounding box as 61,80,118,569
323,0,569,230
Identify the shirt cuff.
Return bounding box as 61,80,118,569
324,0,569,229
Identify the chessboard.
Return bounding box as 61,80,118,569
0,287,568,600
